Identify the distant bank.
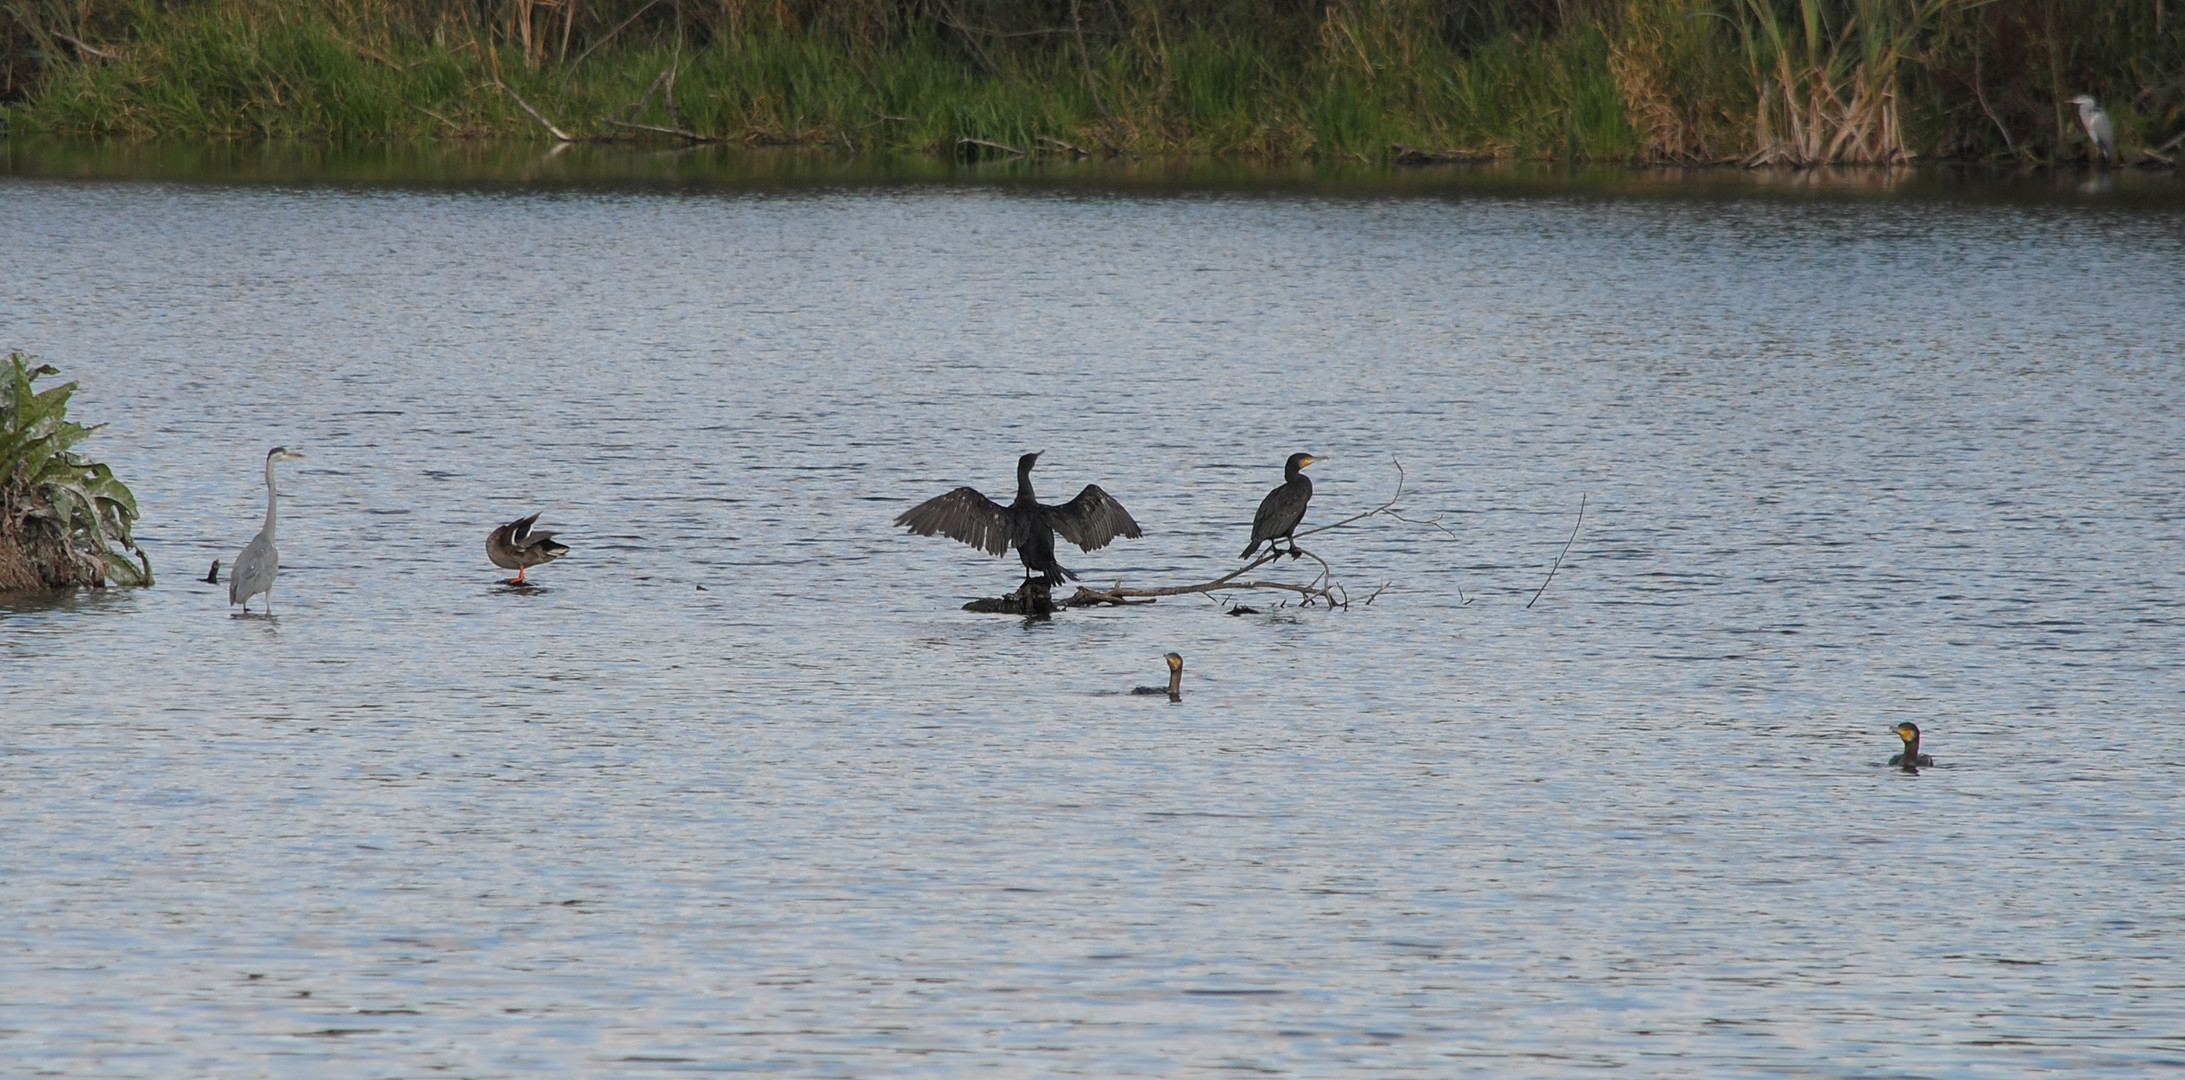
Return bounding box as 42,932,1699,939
3,1,2178,165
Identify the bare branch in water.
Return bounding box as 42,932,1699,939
958,137,1027,158
604,118,722,143
496,81,573,143
1059,460,1446,611
1527,493,1586,610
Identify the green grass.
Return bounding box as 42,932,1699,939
2,0,2179,162
0,1,1656,159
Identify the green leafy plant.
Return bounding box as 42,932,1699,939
0,351,153,591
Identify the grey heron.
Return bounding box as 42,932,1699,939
894,452,1142,587
1241,453,1319,559
230,446,303,614
487,512,570,585
2070,94,2114,165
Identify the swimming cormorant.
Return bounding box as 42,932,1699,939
488,512,570,585
895,452,1142,586
1130,652,1184,701
1241,453,1317,559
1889,722,1934,769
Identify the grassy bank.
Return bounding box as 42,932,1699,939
3,1,2179,163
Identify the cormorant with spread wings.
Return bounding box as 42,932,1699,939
895,452,1142,586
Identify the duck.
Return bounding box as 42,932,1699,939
488,512,570,586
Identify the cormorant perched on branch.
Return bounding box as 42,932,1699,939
895,451,1142,586
1889,722,1934,769
1241,453,1318,559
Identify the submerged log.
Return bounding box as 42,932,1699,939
1391,143,1497,166
962,579,1056,616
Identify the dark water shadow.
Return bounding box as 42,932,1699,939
6,138,2184,209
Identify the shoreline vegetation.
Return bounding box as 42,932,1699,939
0,352,151,593
2,3,2180,165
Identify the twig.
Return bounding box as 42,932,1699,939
562,0,661,86
52,31,115,59
1972,53,2023,162
1064,546,1349,608
1038,136,1091,156
604,118,722,142
1526,493,1585,610
932,0,1004,75
409,102,459,130
1070,0,1115,125
664,36,681,131
958,137,1026,158
495,80,573,143
621,68,672,121
1063,460,1440,611
1295,459,1408,539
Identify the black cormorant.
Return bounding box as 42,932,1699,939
1241,453,1318,559
1130,652,1184,701
203,559,221,585
488,512,570,585
895,452,1142,586
1889,722,1934,769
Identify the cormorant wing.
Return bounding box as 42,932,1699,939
895,486,1013,556
1049,485,1143,553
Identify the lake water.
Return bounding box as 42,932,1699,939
4,147,2183,1076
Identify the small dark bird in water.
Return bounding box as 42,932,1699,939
203,559,221,584
1889,722,1934,769
1241,453,1318,559
487,512,570,586
1130,652,1184,701
895,451,1142,587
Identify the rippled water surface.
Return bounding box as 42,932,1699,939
4,154,2183,1076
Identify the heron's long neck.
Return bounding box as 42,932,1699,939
262,457,280,536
